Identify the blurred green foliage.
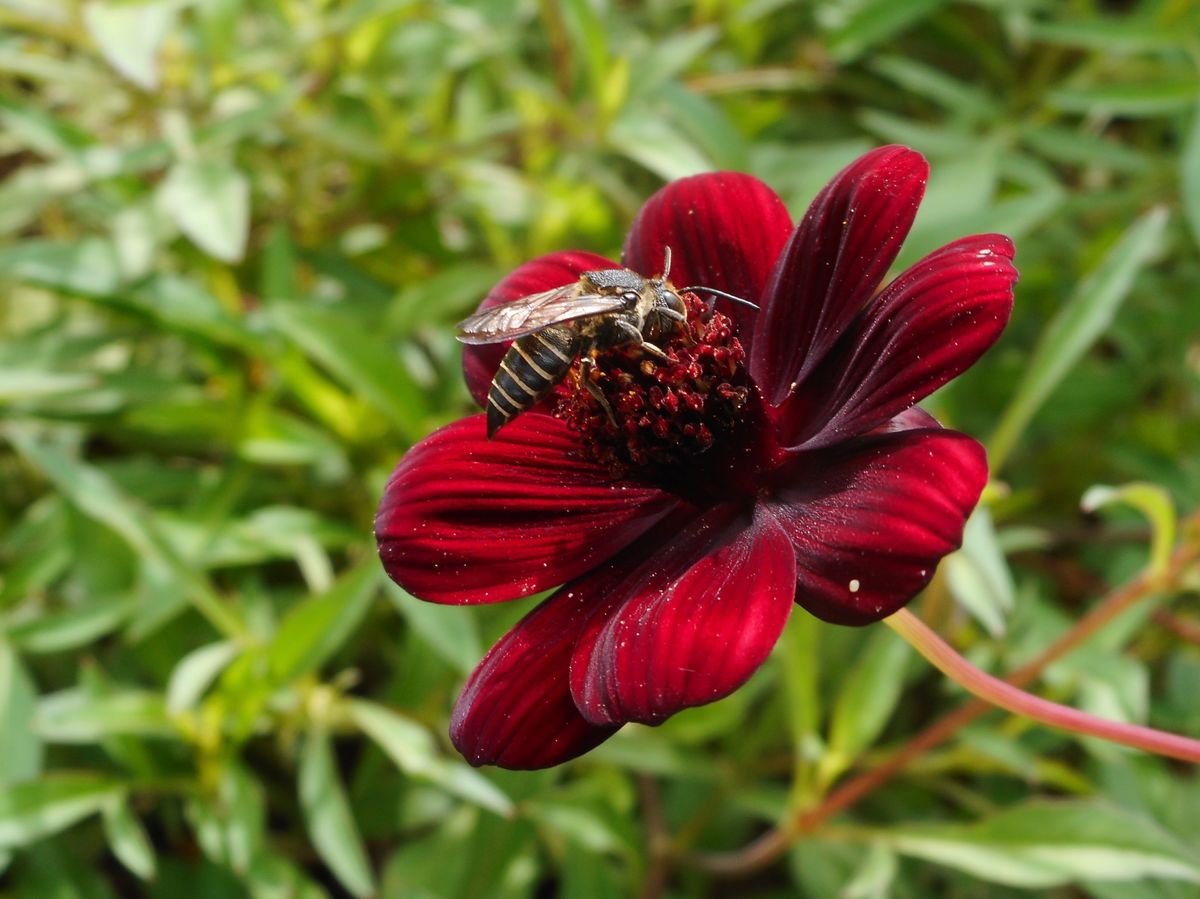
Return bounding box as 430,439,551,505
1,0,1199,896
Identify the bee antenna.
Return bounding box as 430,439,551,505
661,246,672,281
681,285,760,311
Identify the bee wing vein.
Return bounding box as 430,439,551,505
456,285,626,344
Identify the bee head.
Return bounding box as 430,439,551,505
650,279,686,318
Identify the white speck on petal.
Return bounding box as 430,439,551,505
848,578,861,593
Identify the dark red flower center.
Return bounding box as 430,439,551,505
553,293,766,503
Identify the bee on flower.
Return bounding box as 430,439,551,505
376,146,1018,769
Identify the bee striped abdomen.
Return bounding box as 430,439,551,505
486,326,581,437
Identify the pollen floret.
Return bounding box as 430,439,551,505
554,294,750,476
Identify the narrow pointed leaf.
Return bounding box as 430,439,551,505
988,207,1168,470
884,801,1200,888
0,775,123,849
83,0,177,90
299,730,375,898
166,640,240,713
824,629,911,781
102,797,157,881
349,699,513,816
266,561,378,684
268,302,428,440
0,641,42,784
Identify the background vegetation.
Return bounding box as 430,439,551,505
2,0,1200,896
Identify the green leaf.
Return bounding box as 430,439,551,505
869,56,998,120
268,303,428,441
259,225,299,300
0,238,122,295
884,801,1200,888
559,848,626,899
631,26,719,92
383,581,481,674
842,843,898,899
102,796,157,881
159,159,250,263
560,0,608,101
185,763,264,874
299,729,375,898
0,640,42,784
7,595,135,654
111,200,164,280
35,688,173,743
988,206,1168,470
380,805,538,899
944,507,1016,637
526,800,624,854
0,370,95,404
1182,105,1200,252
5,428,245,640
608,115,712,180
345,698,436,770
0,775,124,849
82,0,178,90
124,274,264,352
266,562,378,684
246,852,329,899
1022,125,1151,174
348,699,513,816
166,640,240,713
1080,482,1176,579
1027,18,1185,53
822,629,911,784
1049,80,1200,117
824,0,951,63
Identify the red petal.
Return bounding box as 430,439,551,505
375,413,680,604
622,173,792,344
462,250,615,406
751,146,928,404
450,590,619,768
570,504,796,726
767,428,987,625
780,235,1017,449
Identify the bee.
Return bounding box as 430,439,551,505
456,248,756,437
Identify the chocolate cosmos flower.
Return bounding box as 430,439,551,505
376,146,1018,769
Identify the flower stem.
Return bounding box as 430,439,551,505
884,607,1200,762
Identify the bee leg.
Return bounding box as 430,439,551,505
614,319,645,346
639,341,671,361
579,356,618,426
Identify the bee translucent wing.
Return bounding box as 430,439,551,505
456,285,626,344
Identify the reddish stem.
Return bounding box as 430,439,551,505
886,608,1200,761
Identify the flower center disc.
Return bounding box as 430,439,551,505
554,294,756,492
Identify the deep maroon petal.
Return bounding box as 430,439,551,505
450,589,619,768
751,146,928,404
767,428,987,626
622,172,793,343
779,235,1017,449
463,250,615,406
375,413,680,604
570,504,796,726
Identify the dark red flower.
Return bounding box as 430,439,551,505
376,146,1017,769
